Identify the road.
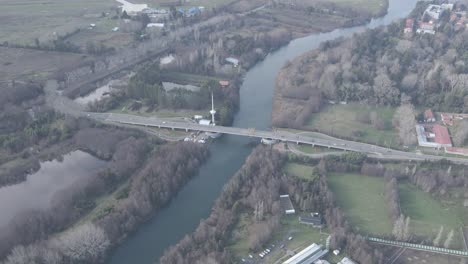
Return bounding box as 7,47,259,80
44,80,468,164
82,112,468,164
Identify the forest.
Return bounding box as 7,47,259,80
273,2,468,130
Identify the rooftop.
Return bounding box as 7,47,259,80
280,195,295,214
433,124,452,146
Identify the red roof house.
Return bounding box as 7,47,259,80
433,124,452,147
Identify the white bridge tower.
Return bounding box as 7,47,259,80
209,92,216,125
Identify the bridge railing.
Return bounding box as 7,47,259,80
367,237,468,257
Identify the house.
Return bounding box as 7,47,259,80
415,124,453,148
280,195,295,215
219,80,230,87
225,57,240,67
417,21,435,34
299,213,323,228
338,257,357,264
146,23,165,28
283,243,328,264
424,109,436,123
404,18,414,33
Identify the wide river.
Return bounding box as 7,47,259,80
109,0,418,263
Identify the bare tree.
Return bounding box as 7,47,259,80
444,229,454,248
51,223,110,262
433,226,444,247
453,120,468,146
373,73,400,105
393,104,417,146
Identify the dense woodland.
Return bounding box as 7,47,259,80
274,2,468,130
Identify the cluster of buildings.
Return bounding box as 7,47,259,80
404,3,467,35
116,0,205,18
416,109,468,156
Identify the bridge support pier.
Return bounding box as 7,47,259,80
185,128,188,132
172,128,174,131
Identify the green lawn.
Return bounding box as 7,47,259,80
327,173,393,235
0,0,117,45
399,182,466,249
318,0,387,16
284,162,318,181
160,72,223,86
296,144,342,155
306,103,399,148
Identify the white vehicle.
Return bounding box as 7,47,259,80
259,253,264,258
249,254,253,259
288,236,293,241
266,249,271,253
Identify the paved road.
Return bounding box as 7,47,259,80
44,81,468,164
83,112,468,164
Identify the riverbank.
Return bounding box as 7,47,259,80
106,0,419,263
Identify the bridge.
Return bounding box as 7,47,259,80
85,112,468,164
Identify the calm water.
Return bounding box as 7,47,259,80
0,150,105,227
108,0,418,263
75,81,115,105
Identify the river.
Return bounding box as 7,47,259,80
108,0,418,263
0,150,106,227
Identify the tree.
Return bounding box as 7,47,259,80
444,229,454,248
52,223,110,262
453,120,468,146
393,104,417,146
433,226,444,246
373,73,400,105
392,214,405,240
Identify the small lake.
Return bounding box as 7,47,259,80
160,54,175,65
0,150,106,227
75,81,115,105
162,82,200,92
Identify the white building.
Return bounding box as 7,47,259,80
147,23,165,28
338,257,357,264
280,195,295,215
283,243,328,264
225,57,239,67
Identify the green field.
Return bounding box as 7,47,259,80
317,0,387,16
399,182,466,249
327,173,393,235
306,103,399,148
284,162,318,181
0,0,119,45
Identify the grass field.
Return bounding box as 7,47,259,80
327,173,393,235
399,182,466,249
316,0,387,16
306,103,399,148
0,0,119,45
284,162,318,181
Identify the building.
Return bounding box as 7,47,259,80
333,250,340,256
424,109,436,123
338,257,357,264
299,213,323,228
417,21,435,34
415,124,453,148
219,80,230,87
280,195,295,215
199,119,211,126
225,57,240,67
283,243,328,264
424,4,443,20
147,23,165,28
404,18,414,33
315,260,331,264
